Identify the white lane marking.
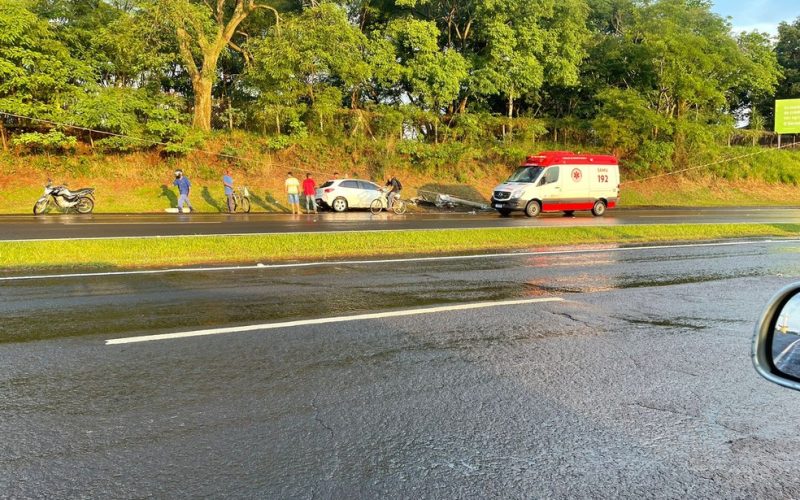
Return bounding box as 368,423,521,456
2,238,798,282
0,220,795,243
0,226,585,243
67,222,223,225
774,338,800,365
106,297,564,345
637,215,703,218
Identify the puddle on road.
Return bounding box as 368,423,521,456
613,316,707,331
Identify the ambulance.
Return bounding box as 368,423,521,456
491,151,620,217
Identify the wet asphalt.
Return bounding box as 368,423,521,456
2,206,800,240
4,241,800,497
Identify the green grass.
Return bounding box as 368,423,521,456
620,183,800,207
2,223,799,272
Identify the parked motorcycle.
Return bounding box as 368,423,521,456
33,182,95,215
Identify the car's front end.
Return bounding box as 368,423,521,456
490,184,529,212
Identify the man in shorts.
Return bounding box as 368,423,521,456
285,171,301,215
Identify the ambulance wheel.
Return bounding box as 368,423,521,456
498,209,512,217
524,200,541,217
563,211,574,217
591,199,607,216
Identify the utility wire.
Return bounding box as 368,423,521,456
621,139,800,185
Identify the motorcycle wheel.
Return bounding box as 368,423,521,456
33,199,49,215
75,197,94,214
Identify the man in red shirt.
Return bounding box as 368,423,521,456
302,172,317,214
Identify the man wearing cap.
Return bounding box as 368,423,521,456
173,169,193,213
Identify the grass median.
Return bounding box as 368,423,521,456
2,223,800,272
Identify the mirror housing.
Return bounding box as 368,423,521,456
753,283,800,391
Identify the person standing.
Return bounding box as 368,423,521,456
285,171,301,215
173,169,193,213
302,172,317,214
222,169,235,213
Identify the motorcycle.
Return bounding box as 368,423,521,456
33,182,95,215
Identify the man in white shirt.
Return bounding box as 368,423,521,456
285,172,301,215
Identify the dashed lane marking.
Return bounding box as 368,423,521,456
106,297,565,345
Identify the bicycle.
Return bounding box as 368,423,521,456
370,189,407,215
232,186,251,213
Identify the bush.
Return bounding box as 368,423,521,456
162,130,207,156
95,136,143,153
371,107,405,139
627,141,674,174
266,135,294,151
11,131,77,154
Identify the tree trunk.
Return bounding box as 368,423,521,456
192,77,214,132
507,95,514,139
457,96,468,114
0,121,7,152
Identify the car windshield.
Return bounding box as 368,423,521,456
506,166,544,183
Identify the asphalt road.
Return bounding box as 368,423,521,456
2,206,800,240
3,240,800,496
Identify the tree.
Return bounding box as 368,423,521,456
247,3,371,134
389,0,589,118
0,0,89,149
379,18,468,140
149,0,279,131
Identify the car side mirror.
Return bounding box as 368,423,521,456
753,283,800,391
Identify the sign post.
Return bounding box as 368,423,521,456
775,99,800,148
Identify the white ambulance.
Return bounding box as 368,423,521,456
491,151,620,217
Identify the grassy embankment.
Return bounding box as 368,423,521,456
2,133,800,214
2,224,799,271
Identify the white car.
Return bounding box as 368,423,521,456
316,179,384,212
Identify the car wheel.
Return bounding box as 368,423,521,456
524,200,541,217
591,199,607,216
332,197,348,212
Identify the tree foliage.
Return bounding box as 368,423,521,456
0,0,793,169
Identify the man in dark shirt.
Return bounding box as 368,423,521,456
385,174,402,209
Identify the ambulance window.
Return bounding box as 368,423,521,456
545,167,559,184
507,166,543,183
